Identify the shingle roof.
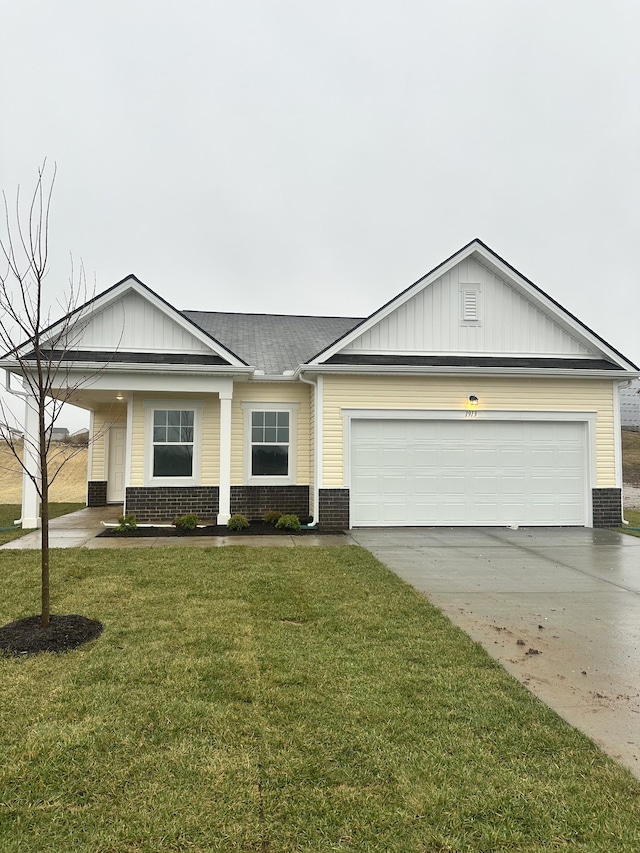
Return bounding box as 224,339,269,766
183,311,363,375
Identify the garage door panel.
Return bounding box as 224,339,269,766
350,419,586,527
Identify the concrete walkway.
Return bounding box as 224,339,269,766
350,526,640,780
0,506,354,549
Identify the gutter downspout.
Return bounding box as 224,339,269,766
299,372,322,528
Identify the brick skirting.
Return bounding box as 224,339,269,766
318,489,349,531
230,485,310,521
87,481,108,507
592,488,622,528
125,486,220,523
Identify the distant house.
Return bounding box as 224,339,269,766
620,379,640,431
69,428,90,445
2,239,639,529
49,427,69,442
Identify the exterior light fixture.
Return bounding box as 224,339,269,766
468,395,479,406
116,393,124,401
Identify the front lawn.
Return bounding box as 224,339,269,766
0,503,84,546
0,546,638,852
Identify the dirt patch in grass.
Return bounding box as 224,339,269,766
0,614,103,656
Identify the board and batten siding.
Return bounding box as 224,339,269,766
321,375,616,488
72,291,212,353
343,257,591,356
90,406,127,480
230,382,312,485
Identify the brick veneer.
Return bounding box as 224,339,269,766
318,488,349,530
230,485,310,521
125,486,219,523
592,488,622,528
87,481,108,507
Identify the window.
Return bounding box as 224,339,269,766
144,401,202,485
153,409,194,476
251,410,289,476
243,402,298,484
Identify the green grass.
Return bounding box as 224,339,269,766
0,547,638,852
0,503,84,546
622,429,640,484
619,508,640,538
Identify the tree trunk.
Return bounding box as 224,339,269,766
40,478,50,628
39,400,50,629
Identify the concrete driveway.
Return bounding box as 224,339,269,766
350,526,640,779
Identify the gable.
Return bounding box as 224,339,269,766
342,254,592,357
64,290,214,353
308,240,638,372
30,276,247,367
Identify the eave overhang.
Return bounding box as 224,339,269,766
298,363,640,380
1,358,254,377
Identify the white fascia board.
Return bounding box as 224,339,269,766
249,373,299,381
45,371,237,394
300,364,640,379
1,358,253,376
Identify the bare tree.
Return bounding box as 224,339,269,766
0,162,98,628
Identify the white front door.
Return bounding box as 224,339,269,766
107,426,126,503
350,419,587,527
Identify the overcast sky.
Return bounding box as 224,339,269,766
2,0,639,430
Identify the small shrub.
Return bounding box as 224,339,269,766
263,510,282,525
116,513,137,531
275,514,301,532
227,513,249,531
173,513,199,531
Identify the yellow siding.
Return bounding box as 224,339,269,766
129,393,221,486
90,406,126,480
231,382,312,484
130,386,313,487
130,395,145,486
322,375,616,487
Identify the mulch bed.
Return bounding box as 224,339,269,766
0,614,103,657
98,522,344,538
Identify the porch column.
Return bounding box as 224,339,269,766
217,388,232,524
20,390,41,529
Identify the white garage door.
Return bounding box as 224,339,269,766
350,419,587,527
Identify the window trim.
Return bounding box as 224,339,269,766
144,400,203,486
242,402,298,485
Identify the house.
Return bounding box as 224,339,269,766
2,239,638,530
49,426,70,442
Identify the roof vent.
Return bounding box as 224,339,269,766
460,285,481,324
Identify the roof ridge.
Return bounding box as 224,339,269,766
183,309,364,321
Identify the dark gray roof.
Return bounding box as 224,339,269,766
325,354,621,370
31,349,229,366
183,311,363,374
